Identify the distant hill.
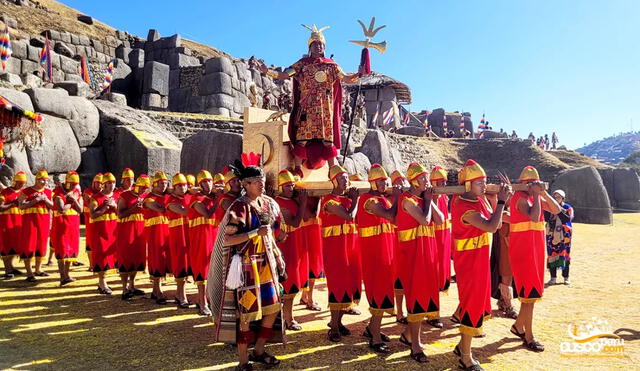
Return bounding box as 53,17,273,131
576,131,640,165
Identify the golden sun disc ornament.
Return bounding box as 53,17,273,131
314,71,327,83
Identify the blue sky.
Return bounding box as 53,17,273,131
61,0,639,149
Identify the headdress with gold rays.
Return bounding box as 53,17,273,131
302,24,330,46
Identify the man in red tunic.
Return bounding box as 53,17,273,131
357,164,398,353
390,169,409,324
215,167,242,223
143,171,170,304
116,175,149,300
166,173,191,308
426,166,452,329
0,171,27,278
18,169,54,282
395,162,444,363
118,168,135,195
320,164,360,342
258,25,362,170
52,170,82,286
83,173,103,270
89,172,119,294
509,166,560,352
188,170,217,315
275,169,308,331
451,159,511,370
298,195,323,312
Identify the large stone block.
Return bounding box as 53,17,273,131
25,87,72,119
167,52,199,69
26,114,81,173
356,129,401,173
0,72,23,86
26,44,40,61
95,100,182,176
54,41,74,58
22,73,42,88
143,61,169,95
180,129,242,175
21,60,39,75
66,97,100,146
0,142,34,186
165,34,181,49
59,55,80,74
141,93,163,110
168,87,191,112
550,166,612,224
203,93,234,111
204,57,234,75
204,107,230,116
169,69,180,90
115,45,131,63
0,87,34,112
11,39,27,59
147,29,161,42
78,147,107,176
53,81,91,98
78,35,91,46
199,72,232,96
4,57,21,75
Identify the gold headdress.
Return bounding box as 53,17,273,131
302,24,329,46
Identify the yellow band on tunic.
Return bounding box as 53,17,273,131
118,213,144,223
435,219,452,231
280,223,298,233
189,216,216,228
54,209,79,217
453,233,490,252
358,223,394,238
321,223,357,238
145,216,168,227
23,207,49,215
397,224,435,242
300,218,319,227
90,212,117,223
0,207,21,215
511,220,545,233
168,218,185,228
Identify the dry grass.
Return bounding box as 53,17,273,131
1,214,638,370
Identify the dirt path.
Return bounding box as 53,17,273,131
1,214,638,370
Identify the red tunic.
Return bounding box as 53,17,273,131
143,193,169,278
82,188,95,253
276,196,308,298
20,187,52,259
89,192,118,272
52,187,81,261
116,191,146,272
0,188,23,257
213,193,237,226
396,192,440,322
434,194,452,292
188,193,217,283
451,195,492,336
302,197,323,281
319,194,359,310
167,195,189,279
509,191,545,302
356,193,395,315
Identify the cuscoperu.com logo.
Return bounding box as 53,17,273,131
560,317,625,358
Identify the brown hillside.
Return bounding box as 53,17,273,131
1,0,230,58
547,149,611,169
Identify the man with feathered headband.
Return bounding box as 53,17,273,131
258,25,364,172
207,157,287,371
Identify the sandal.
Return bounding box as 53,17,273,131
156,297,167,305
235,362,253,371
510,325,526,339
344,307,361,315
35,271,50,277
450,314,461,324
427,318,444,328
362,326,390,342
369,340,391,354
504,306,518,319
326,322,351,336
327,329,341,342
306,302,322,311
131,288,145,296
285,320,302,331
98,287,112,295
523,339,545,352
399,333,412,346
26,276,37,283
60,278,73,286
10,269,23,275
3,273,14,279
453,344,461,357
396,317,408,325
249,351,280,366
410,350,428,363
458,359,484,370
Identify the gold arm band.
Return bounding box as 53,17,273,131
265,70,279,79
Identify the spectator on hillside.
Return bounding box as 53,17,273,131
544,134,550,151
511,130,518,139
551,132,558,150
528,132,535,143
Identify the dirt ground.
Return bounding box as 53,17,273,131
1,213,638,370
